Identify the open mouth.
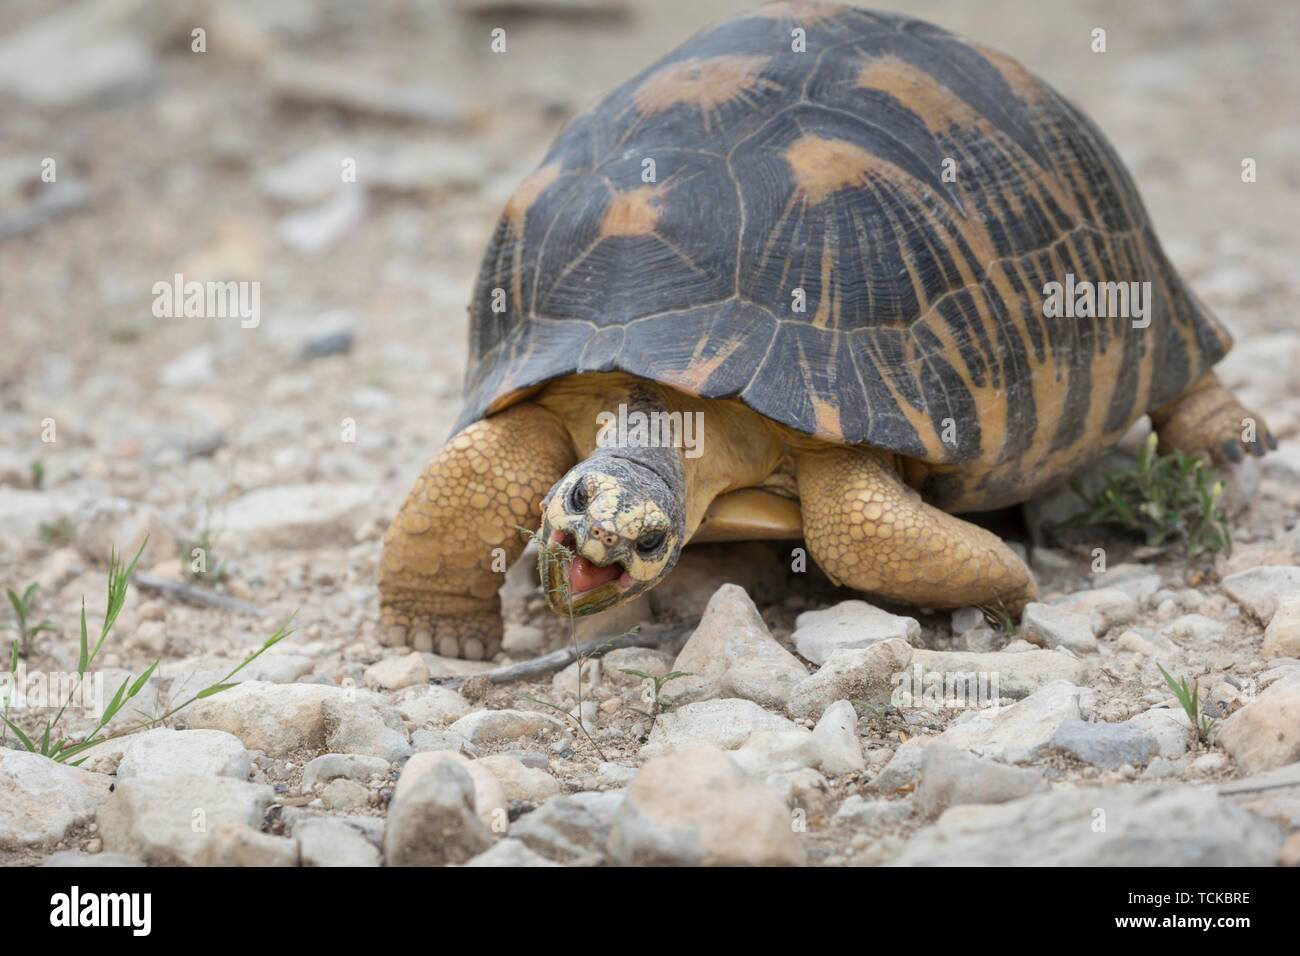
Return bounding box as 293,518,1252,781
540,528,633,615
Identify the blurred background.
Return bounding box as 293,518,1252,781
0,0,1298,657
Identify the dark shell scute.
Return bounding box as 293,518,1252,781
459,1,1232,493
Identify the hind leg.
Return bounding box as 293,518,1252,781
379,404,575,659
797,446,1038,616
1150,370,1277,464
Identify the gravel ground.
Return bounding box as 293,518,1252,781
1,0,1298,867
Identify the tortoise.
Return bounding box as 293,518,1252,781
379,1,1274,659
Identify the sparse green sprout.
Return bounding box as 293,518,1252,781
1156,662,1216,747
29,460,45,490
6,582,55,656
515,524,609,760
2,641,17,746
621,668,691,721
38,517,75,547
0,538,294,764
1066,433,1231,556
978,603,1016,635
181,524,228,584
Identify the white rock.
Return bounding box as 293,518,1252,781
872,737,933,794
384,756,492,866
1022,603,1099,654
502,623,547,655
608,744,805,866
950,606,985,637
787,639,912,721
1053,587,1139,633
277,187,367,255
834,795,913,827
1123,707,1193,759
1263,596,1300,658
938,680,1096,764
793,600,920,665
320,778,371,810
670,584,808,708
640,698,800,758
731,729,819,776
767,767,832,815
75,498,179,567
0,0,158,107
363,652,430,691
181,681,349,754
322,696,411,761
907,648,1087,701
1217,671,1300,774
159,346,214,388
1097,564,1163,604
464,838,560,867
301,753,390,792
0,487,78,547
476,754,561,804
299,818,381,866
448,709,570,748
510,792,623,864
115,728,251,782
182,681,405,759
98,775,274,866
916,743,1048,818
812,700,864,775
394,684,471,726
195,823,297,866
1222,566,1300,625
893,786,1283,866
41,851,145,867
400,751,508,831
0,750,112,848
214,483,379,550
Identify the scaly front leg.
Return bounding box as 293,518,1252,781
379,403,576,659
797,446,1038,616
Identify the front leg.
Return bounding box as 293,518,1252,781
797,446,1037,616
379,403,576,659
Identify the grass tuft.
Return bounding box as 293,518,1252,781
5,582,55,657
0,538,293,764
1066,433,1231,556
1156,662,1216,747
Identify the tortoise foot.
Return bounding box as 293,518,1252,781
379,606,502,661
1151,371,1276,465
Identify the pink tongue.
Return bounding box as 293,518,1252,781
569,555,622,593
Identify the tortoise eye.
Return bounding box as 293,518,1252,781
635,531,666,556
567,480,589,514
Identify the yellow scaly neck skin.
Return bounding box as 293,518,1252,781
536,373,788,539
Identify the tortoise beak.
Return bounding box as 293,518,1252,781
537,525,631,617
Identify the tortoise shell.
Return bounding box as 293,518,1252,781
458,1,1230,501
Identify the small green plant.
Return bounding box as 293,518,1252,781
517,526,608,761
180,524,228,584
621,668,691,721
1,641,17,746
0,540,293,764
38,517,75,547
6,582,55,656
1156,663,1215,747
978,601,1016,636
29,460,45,490
1066,433,1231,556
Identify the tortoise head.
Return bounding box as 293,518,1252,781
537,448,685,617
